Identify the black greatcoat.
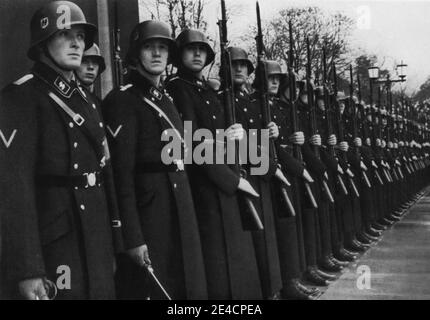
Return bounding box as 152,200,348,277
0,62,123,299
102,71,207,300
166,71,262,299
232,90,282,298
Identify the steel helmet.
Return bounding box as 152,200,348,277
125,20,175,67
253,60,286,89
264,60,285,77
82,43,106,74
28,1,96,60
175,29,215,67
227,46,254,74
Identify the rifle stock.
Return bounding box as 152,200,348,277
255,2,296,216
219,0,264,229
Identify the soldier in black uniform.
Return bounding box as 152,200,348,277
166,29,263,299
284,79,340,286
102,21,207,300
75,43,106,100
220,50,289,300
0,1,123,299
312,87,349,271
265,64,327,299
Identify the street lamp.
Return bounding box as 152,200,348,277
367,61,407,110
367,65,380,105
368,66,380,80
396,61,407,80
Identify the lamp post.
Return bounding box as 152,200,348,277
367,62,407,112
368,66,379,106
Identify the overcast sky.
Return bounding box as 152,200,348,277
140,0,430,95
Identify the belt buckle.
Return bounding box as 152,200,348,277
112,220,122,228
174,159,184,171
73,114,85,126
83,172,97,188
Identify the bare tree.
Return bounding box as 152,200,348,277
239,7,354,81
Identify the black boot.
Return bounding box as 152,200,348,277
305,267,330,286
319,256,343,272
282,281,318,300
314,268,338,281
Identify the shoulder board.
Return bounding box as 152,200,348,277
13,74,34,86
120,84,133,91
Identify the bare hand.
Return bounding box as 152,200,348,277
289,131,305,145
337,164,344,175
310,134,321,146
354,137,362,147
375,138,381,147
365,138,371,146
339,141,349,152
267,122,279,139
127,244,151,267
18,278,48,300
327,134,337,146
226,123,244,141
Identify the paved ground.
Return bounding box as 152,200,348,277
320,188,430,300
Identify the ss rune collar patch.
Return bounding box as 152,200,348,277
0,129,17,148
150,87,162,100
54,76,71,96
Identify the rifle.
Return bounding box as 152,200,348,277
288,33,318,209
218,0,264,229
286,30,317,208
254,2,297,216
113,0,124,87
303,40,332,204
322,46,348,197
332,61,360,198
349,65,372,188
358,72,385,185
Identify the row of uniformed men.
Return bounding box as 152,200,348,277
1,1,428,300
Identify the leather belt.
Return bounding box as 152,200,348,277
37,171,103,189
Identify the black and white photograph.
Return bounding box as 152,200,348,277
1,0,430,307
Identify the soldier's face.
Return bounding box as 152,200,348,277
267,75,280,95
339,102,345,114
317,98,325,111
182,44,207,72
76,57,99,86
46,26,86,69
300,93,308,105
231,60,248,85
138,39,169,75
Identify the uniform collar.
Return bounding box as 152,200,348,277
177,69,207,89
129,70,164,100
32,62,85,99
